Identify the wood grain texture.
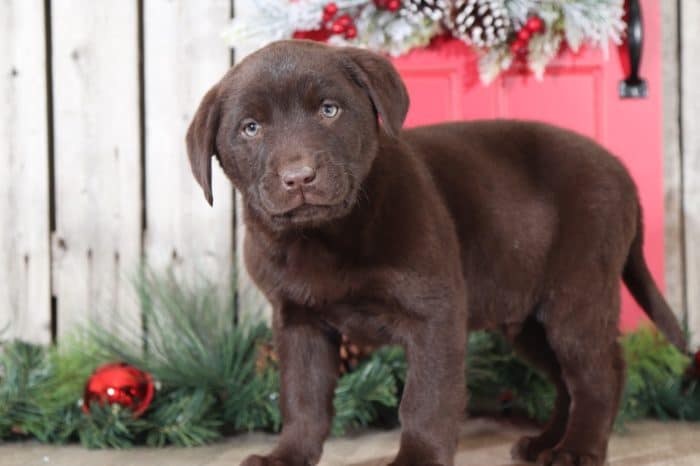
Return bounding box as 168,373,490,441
681,0,700,349
661,0,686,324
0,0,51,343
50,0,142,337
143,0,234,295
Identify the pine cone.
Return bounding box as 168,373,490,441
400,0,450,23
339,334,374,375
450,0,511,47
255,341,277,373
256,336,373,375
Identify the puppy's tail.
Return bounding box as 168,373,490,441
622,204,686,352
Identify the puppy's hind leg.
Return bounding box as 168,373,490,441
536,289,625,466
509,317,571,463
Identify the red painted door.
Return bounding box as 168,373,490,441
392,0,662,331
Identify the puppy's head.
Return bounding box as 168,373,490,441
186,40,409,230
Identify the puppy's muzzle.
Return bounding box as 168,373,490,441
280,165,317,191
258,153,353,220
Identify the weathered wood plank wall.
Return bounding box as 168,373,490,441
143,0,234,292
1,0,239,342
0,0,698,346
50,0,142,336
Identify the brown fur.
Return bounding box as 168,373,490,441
186,40,685,466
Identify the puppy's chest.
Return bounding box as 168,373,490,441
256,239,368,308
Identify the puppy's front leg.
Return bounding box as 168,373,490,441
241,304,339,466
392,312,467,466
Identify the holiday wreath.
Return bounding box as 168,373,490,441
225,0,627,83
1,272,699,448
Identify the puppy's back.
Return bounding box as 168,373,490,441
402,120,637,214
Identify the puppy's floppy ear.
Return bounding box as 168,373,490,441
186,83,222,206
341,47,409,138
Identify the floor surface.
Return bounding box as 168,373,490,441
1,419,699,466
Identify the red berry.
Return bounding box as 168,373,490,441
387,0,400,11
331,21,345,34
517,28,531,42
337,14,352,27
526,16,544,33
323,2,338,16
373,0,388,8
345,25,357,39
294,28,332,42
510,39,525,55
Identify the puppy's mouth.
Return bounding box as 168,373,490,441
274,201,345,221
271,191,353,219
258,184,357,227
273,190,337,214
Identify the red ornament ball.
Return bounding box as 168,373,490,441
82,362,154,417
526,15,544,33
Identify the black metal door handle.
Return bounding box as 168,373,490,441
619,0,647,98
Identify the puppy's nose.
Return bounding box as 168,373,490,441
280,165,316,190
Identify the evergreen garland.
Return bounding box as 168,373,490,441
225,0,627,83
1,273,698,449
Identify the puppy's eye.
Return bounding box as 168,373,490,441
242,120,260,137
320,102,340,119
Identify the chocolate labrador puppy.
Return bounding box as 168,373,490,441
186,40,685,466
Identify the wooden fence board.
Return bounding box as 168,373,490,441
143,0,235,297
661,0,686,323
0,0,51,343
681,0,700,349
50,0,142,336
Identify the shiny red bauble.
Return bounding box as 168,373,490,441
82,362,155,417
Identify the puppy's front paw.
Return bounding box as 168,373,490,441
511,435,554,462
536,448,603,466
240,454,300,466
